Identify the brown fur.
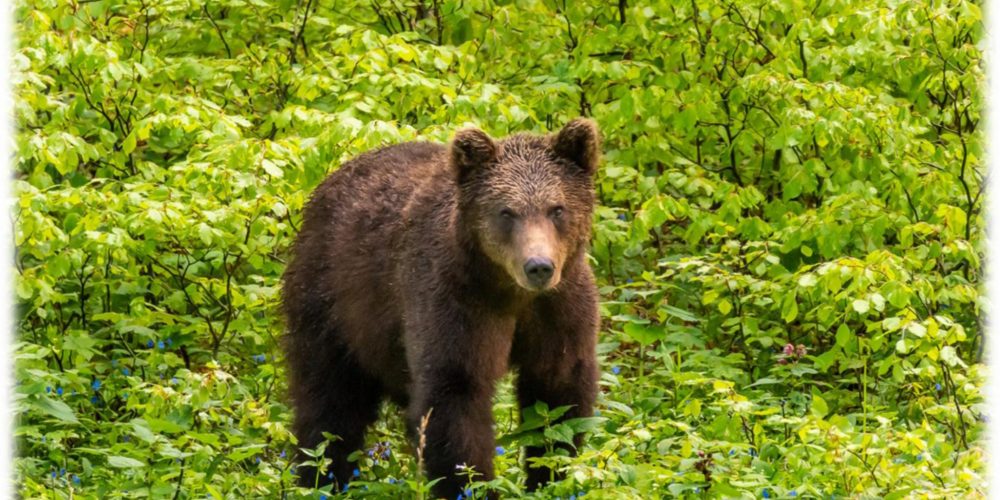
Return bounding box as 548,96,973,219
282,119,601,498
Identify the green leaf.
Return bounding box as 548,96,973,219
197,223,213,246
562,416,606,434
15,280,33,300
940,346,966,367
835,324,852,347
34,397,79,424
782,292,799,323
811,393,829,418
852,299,870,315
798,274,817,287
122,131,137,155
108,456,146,468
717,298,733,315
543,423,576,445
261,159,283,178
660,305,698,322
130,419,158,444
623,322,662,346
883,317,902,332
907,322,927,338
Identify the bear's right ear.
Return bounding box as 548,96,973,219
451,128,497,176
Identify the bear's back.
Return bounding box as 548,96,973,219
283,141,451,399
300,141,448,251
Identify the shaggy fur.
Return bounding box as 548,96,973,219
282,119,601,498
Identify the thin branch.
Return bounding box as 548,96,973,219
203,4,232,58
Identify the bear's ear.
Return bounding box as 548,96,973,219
451,128,497,175
552,118,601,176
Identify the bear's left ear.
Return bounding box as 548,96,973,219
552,118,601,176
451,127,498,176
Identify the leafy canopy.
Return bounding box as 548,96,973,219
14,0,984,498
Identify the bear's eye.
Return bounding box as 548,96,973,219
500,208,516,219
549,206,565,218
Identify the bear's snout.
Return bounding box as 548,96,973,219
523,257,555,288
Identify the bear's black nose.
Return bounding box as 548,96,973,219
524,257,554,287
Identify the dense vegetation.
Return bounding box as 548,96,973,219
14,0,985,497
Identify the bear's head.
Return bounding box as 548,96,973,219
452,118,600,292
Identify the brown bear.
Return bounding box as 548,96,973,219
281,119,601,498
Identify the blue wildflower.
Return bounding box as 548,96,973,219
123,368,130,376
617,213,627,221
51,471,56,479
56,387,63,396
612,366,621,375
935,383,942,391
328,471,334,480
91,380,101,390
60,468,66,476
389,478,396,484
917,453,923,460
280,450,286,458
729,449,735,456
90,396,99,404
464,488,472,498
694,487,700,493
171,377,179,385
571,496,577,500
157,340,165,349
166,338,173,347
72,474,80,484
320,496,327,500
353,468,360,477
41,436,46,443
45,386,51,393
122,435,130,442
790,491,797,497
496,446,505,456
626,278,634,283
255,456,261,464
146,340,154,348
762,488,771,499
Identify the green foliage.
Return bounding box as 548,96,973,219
15,0,984,497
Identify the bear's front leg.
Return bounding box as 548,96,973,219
513,270,600,491
405,304,514,499
411,366,499,498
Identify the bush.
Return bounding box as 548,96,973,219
15,0,984,497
